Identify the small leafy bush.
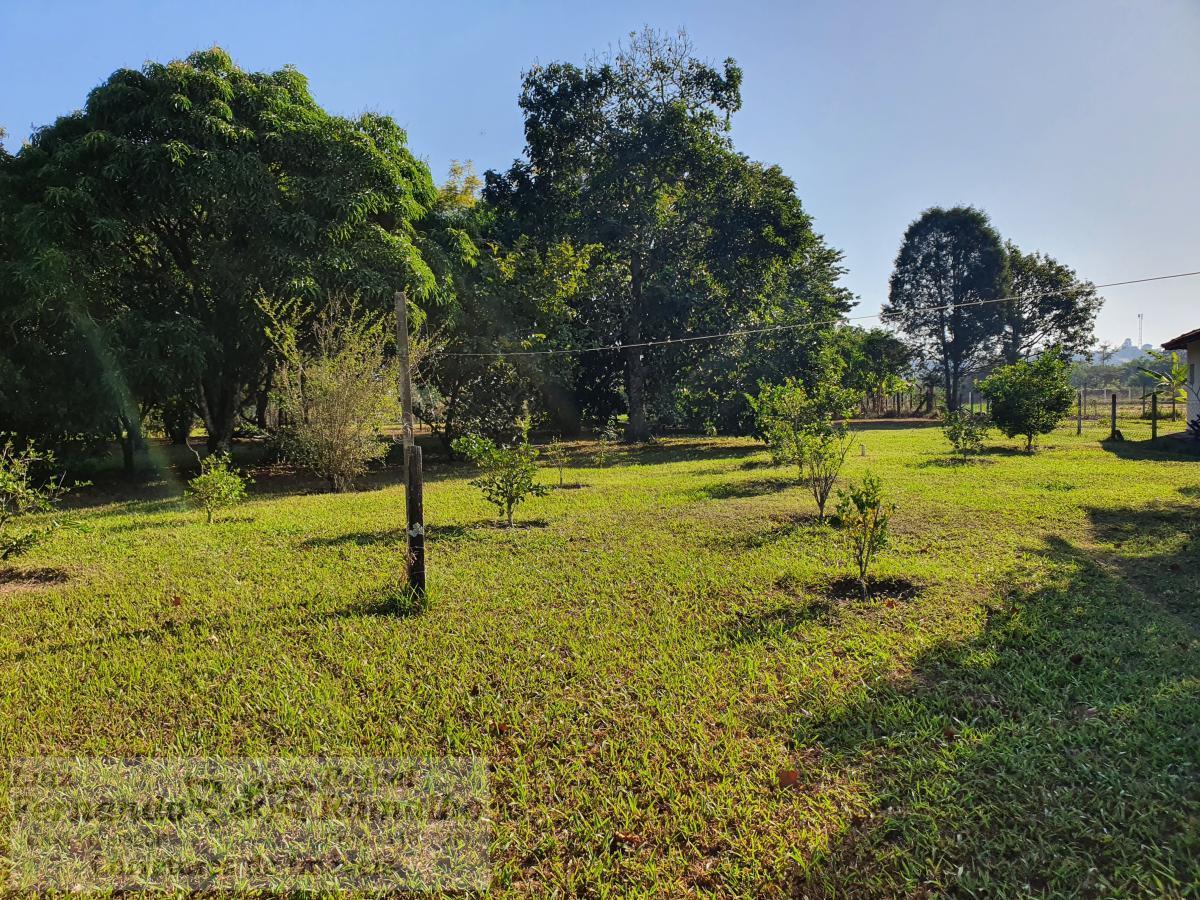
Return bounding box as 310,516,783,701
543,437,570,487
453,422,548,526
267,296,401,491
0,436,82,562
941,409,990,459
594,418,620,468
804,427,853,522
836,471,893,600
751,375,861,478
980,352,1073,452
186,453,250,524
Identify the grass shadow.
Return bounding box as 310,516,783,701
785,503,1200,896
0,566,70,592
1098,436,1200,461
822,575,923,602
913,455,997,469
724,600,837,646
688,476,795,502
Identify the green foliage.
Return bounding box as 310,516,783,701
267,296,401,492
941,409,990,459
185,453,250,524
836,471,893,599
1,48,440,456
981,353,1074,451
750,374,860,477
803,428,853,523
0,437,81,561
883,207,1007,410
1138,350,1192,419
593,419,621,468
542,437,570,487
1002,243,1100,363
485,28,852,439
452,421,549,526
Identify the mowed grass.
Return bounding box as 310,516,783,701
1,421,1197,897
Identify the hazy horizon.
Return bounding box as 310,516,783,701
4,0,1196,346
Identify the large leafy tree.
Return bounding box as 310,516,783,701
1002,242,1100,364
1,48,437,458
486,29,850,440
882,207,1008,411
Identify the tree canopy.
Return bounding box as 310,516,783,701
1,48,439,457
485,28,852,439
882,206,1007,412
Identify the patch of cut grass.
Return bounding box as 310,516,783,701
0,423,1197,896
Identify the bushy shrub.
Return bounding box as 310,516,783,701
980,353,1073,452
836,472,893,600
268,296,402,491
452,421,548,526
0,436,82,562
186,453,250,524
750,376,861,478
941,408,990,459
752,375,859,519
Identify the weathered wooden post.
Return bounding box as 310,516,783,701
395,290,425,600
1110,393,1118,441
406,445,425,596
1077,390,1083,436
1151,392,1158,441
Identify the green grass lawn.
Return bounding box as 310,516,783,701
1,421,1197,896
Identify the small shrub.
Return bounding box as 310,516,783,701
267,296,401,491
836,472,893,600
543,437,569,487
186,453,250,524
0,436,82,562
980,352,1074,452
941,409,989,459
751,376,861,479
594,418,620,468
804,427,853,523
453,422,549,526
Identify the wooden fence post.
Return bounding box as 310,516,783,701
1110,393,1118,441
1077,390,1082,435
1151,393,1158,441
406,445,426,597
395,290,425,600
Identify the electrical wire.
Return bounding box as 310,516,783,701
440,269,1200,358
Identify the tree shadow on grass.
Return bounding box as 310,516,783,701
709,512,825,550
724,600,837,646
687,476,795,502
780,503,1200,897
821,575,923,602
1098,436,1200,461
913,455,997,469
300,523,476,549
0,567,69,593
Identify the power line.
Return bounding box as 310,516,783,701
441,269,1200,358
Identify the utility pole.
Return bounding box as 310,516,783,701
395,290,425,600
1138,313,1144,348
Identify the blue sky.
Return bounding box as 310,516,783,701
3,0,1197,345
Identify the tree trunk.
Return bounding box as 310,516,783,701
623,260,650,443
117,414,149,474
200,379,242,453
